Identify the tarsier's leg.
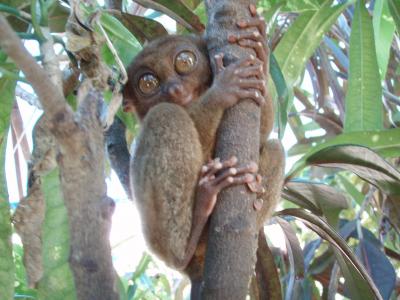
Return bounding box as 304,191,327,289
177,156,260,270
132,103,260,270
255,139,285,228
131,103,204,269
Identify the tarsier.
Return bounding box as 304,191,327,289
123,6,284,282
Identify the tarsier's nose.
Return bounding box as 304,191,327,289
167,82,185,101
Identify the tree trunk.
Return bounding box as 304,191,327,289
202,0,260,299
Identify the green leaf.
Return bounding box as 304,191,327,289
287,128,400,178
110,12,168,45
0,139,14,300
181,0,202,10
100,13,142,67
38,169,76,300
0,76,16,143
276,218,304,300
256,232,282,300
130,253,151,282
270,53,289,138
356,240,396,299
388,0,400,33
48,0,69,33
260,0,324,13
274,0,347,92
0,74,16,300
277,209,383,300
373,0,396,80
133,0,204,33
336,173,365,206
283,181,349,228
261,2,284,26
344,0,383,132
303,145,400,196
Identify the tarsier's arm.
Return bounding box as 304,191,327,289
188,54,265,158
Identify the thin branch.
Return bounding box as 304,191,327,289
16,85,42,108
0,15,70,119
383,89,400,106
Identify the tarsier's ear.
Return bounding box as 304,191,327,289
122,80,136,113
122,98,136,113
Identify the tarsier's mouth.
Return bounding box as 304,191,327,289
176,93,193,106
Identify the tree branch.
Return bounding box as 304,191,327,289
0,15,70,119
0,15,118,299
202,1,260,298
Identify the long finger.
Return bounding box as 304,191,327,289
203,156,238,177
237,17,266,38
215,173,255,191
234,63,264,79
214,53,225,73
234,161,259,175
237,39,267,75
238,78,266,96
235,89,265,106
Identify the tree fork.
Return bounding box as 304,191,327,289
202,0,260,298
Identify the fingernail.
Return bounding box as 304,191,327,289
246,174,254,182
229,168,237,175
249,161,258,171
253,198,263,211
228,35,237,43
249,4,257,14
237,20,246,27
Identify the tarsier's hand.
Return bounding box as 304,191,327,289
208,54,266,108
228,4,269,77
194,156,259,218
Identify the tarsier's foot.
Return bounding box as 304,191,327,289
228,4,268,75
195,156,260,217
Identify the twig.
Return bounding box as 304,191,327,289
0,15,70,119
383,89,400,106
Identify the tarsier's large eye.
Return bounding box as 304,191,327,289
175,51,197,74
138,73,159,94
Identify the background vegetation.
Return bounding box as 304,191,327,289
0,0,399,299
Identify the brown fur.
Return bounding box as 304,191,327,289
123,34,284,279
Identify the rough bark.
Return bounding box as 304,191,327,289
202,0,260,298
0,16,118,300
